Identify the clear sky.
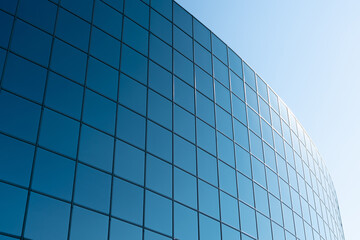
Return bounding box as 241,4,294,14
176,0,360,239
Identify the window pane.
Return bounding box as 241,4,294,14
79,125,114,172
173,2,192,35
195,66,213,99
0,89,41,143
110,218,142,240
124,0,149,28
229,49,243,78
146,154,172,197
74,164,111,213
174,26,193,60
121,45,148,84
0,134,34,187
233,119,249,151
70,206,108,240
87,57,118,100
239,202,257,238
39,109,79,158
244,63,256,90
148,90,172,129
174,105,195,143
261,119,274,147
93,0,122,39
0,182,27,236
119,73,146,115
149,61,172,99
149,34,172,71
254,184,269,216
83,90,116,135
32,149,75,201
222,224,240,240
257,76,268,101
199,214,221,240
269,194,283,225
174,77,194,113
114,140,144,185
218,161,237,197
90,27,121,68
216,106,233,138
235,144,251,178
249,131,263,161
112,178,143,225
252,157,266,187
51,39,87,84
256,213,272,240
266,168,280,198
246,85,259,112
11,20,52,66
196,119,216,156
237,172,254,206
25,193,70,240
117,105,146,149
174,135,196,174
213,57,229,88
232,94,247,124
61,0,93,21
150,9,172,44
197,148,218,186
230,71,245,101
215,80,230,112
174,51,193,86
217,132,235,167
151,0,172,20
198,180,219,219
0,11,13,48
147,121,172,162
145,191,172,236
248,107,261,136
220,191,239,229
263,143,276,170
194,42,211,74
196,91,214,126
3,54,47,103
174,168,197,208
212,34,227,64
174,203,198,240
45,72,83,119
194,19,211,50
56,8,90,51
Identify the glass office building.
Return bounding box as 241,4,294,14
0,0,345,239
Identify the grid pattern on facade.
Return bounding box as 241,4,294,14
0,0,345,240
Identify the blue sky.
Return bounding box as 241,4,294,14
176,0,360,239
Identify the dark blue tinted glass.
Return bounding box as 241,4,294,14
0,134,34,187
90,27,121,68
117,105,146,149
215,80,230,112
123,17,148,56
74,164,111,213
0,0,17,15
87,57,119,100
174,26,193,60
0,91,41,143
17,0,57,33
213,57,229,88
146,154,172,197
25,193,70,240
195,66,213,99
125,0,149,29
61,0,93,21
112,178,143,225
196,119,216,156
197,148,218,186
79,125,114,172
174,203,198,240
174,134,196,174
149,61,172,99
70,206,108,240
196,91,215,126
174,51,193,86
212,34,227,64
150,9,172,44
151,0,172,20
110,218,142,240
174,105,195,143
216,106,233,138
39,109,79,158
83,90,116,134
45,72,83,119
194,19,211,50
114,140,145,185
145,191,172,236
119,73,147,115
0,11,13,48
194,41,212,74
148,90,172,129
217,132,235,166
0,182,27,236
103,0,124,12
121,45,148,84
56,8,90,51
174,167,197,208
174,77,194,113
149,34,172,72
147,121,172,162
11,20,52,66
51,39,87,84
32,149,75,201
173,3,192,35
93,0,123,39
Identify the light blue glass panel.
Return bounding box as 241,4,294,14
235,144,252,178
254,184,269,216
194,18,211,50
174,135,196,174
199,214,221,240
220,191,239,229
148,90,172,129
174,203,198,240
233,119,249,150
197,148,218,186
195,66,213,99
147,121,172,162
243,63,256,90
110,218,142,240
174,168,197,208
196,119,216,156
146,154,172,197
216,106,233,138
249,131,263,161
222,224,240,240
239,202,257,238
230,71,245,101
218,161,237,197
229,49,243,78
196,91,215,126
174,105,196,143
256,213,272,240
237,172,254,206
149,61,172,99
217,132,235,167
252,157,266,187
198,180,219,219
213,57,229,88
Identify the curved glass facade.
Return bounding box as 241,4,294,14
0,0,345,240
